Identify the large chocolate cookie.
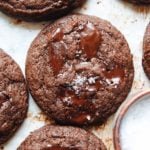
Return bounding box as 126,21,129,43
26,14,134,126
0,49,28,144
143,23,150,79
17,125,106,150
0,0,85,21
125,0,150,4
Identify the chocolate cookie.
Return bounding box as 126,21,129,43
125,0,150,4
0,0,85,21
17,125,106,150
26,14,134,126
0,49,28,144
143,23,150,79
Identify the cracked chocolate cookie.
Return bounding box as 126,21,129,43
26,14,134,126
0,0,85,21
125,0,150,4
17,125,106,150
143,23,150,79
0,49,28,144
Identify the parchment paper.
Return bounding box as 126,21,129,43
0,0,150,149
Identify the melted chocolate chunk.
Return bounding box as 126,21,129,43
56,63,124,124
49,28,67,75
0,92,9,107
69,112,93,125
57,73,100,124
57,83,92,107
49,51,64,75
57,73,101,106
80,22,101,59
52,28,64,42
49,23,101,75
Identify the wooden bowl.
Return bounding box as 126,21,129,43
113,90,150,150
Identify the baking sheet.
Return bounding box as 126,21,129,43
0,0,150,149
